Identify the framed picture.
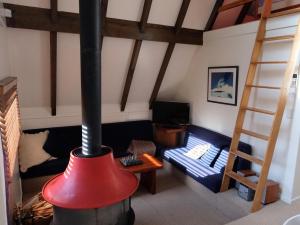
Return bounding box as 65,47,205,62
207,66,239,106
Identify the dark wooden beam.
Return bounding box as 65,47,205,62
121,0,153,111
120,40,142,111
50,0,57,116
270,3,300,14
149,43,175,109
50,31,57,116
235,1,252,24
219,0,255,12
50,0,57,21
205,0,224,31
104,18,202,44
257,2,300,18
4,4,203,45
140,0,152,32
175,0,191,33
100,0,108,48
149,0,192,108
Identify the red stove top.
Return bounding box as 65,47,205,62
43,149,138,209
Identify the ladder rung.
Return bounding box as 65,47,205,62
240,129,269,141
246,85,281,90
262,35,295,42
243,107,275,115
232,151,264,165
226,171,257,190
252,61,288,64
269,7,300,18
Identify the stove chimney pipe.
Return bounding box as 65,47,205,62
79,0,103,156
43,0,138,215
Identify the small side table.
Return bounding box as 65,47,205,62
116,154,163,194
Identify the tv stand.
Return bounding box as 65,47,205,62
160,124,182,129
154,124,187,148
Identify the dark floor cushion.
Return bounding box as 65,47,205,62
42,127,82,158
102,120,153,153
20,158,69,179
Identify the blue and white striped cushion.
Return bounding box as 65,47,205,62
164,147,219,178
213,150,229,172
184,135,220,167
185,134,210,149
198,145,220,167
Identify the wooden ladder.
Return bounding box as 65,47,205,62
220,0,300,212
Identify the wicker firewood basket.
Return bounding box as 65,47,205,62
16,193,53,225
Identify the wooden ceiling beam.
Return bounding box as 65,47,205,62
4,3,203,45
50,32,57,116
175,0,191,33
219,0,255,12
50,0,57,116
120,40,143,111
235,1,253,25
121,0,153,111
140,0,152,32
149,43,175,109
50,0,57,21
100,0,108,48
205,0,224,31
149,0,191,108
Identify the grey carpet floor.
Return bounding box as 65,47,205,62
132,169,251,225
227,199,300,225
22,165,252,225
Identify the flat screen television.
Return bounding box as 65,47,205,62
152,101,190,125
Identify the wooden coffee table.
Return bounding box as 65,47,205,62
116,153,163,194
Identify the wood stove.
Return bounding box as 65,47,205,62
42,1,138,224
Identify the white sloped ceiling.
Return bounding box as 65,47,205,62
4,0,215,109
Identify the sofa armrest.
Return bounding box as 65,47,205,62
235,143,252,171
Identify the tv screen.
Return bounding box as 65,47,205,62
152,101,190,125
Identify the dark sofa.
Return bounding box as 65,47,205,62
21,120,154,179
162,125,252,193
21,121,252,194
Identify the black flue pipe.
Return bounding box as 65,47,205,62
79,0,104,156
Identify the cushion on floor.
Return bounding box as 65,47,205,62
19,131,51,173
20,157,69,179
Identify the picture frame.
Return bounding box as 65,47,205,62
207,66,239,106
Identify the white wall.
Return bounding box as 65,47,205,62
2,0,210,129
0,22,11,225
285,69,300,202
176,15,300,203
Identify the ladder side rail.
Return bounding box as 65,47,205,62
220,0,273,192
220,18,268,192
261,0,272,18
251,18,300,212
